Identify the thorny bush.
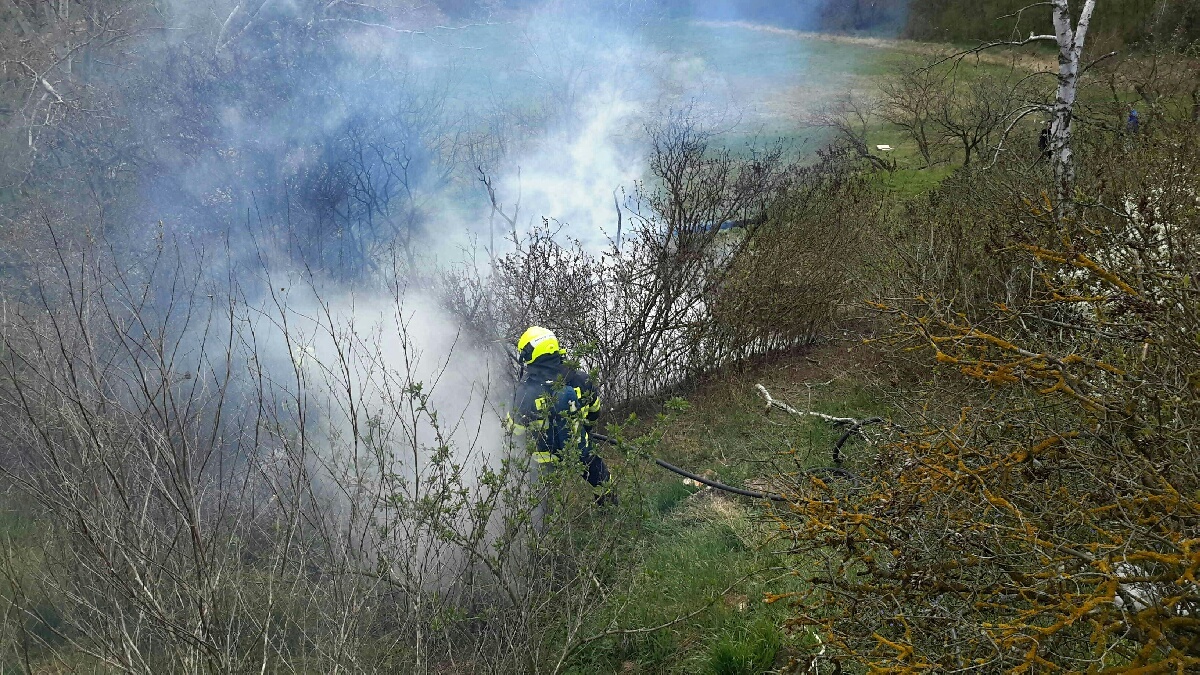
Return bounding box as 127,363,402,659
773,111,1200,671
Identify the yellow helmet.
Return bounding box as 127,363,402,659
517,326,562,364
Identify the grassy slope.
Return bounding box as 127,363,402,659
571,338,900,674
561,30,1086,669
562,38,1032,675
570,33,1185,670
0,26,1068,673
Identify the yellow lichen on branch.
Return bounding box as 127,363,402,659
1021,244,1141,297
782,143,1200,672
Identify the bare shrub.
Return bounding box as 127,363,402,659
0,1,149,192
0,223,646,673
712,146,882,348
479,113,795,402
1088,42,1200,131
932,66,1034,168
804,93,896,172
879,57,946,166
454,113,881,408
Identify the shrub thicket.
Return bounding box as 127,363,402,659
442,116,883,408
776,58,1200,672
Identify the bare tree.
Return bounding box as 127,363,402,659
0,1,148,190
804,93,896,172
879,59,946,166
1047,0,1099,216
936,0,1101,216
933,70,1028,167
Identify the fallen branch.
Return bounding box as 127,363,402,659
755,384,859,425
832,416,884,465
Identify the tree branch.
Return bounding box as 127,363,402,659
16,62,64,104
922,35,1057,72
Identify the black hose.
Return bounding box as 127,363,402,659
832,416,884,466
651,457,790,502
590,432,857,502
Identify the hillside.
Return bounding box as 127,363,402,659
1,1,1198,673
904,0,1200,45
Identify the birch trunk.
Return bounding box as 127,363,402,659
1050,0,1097,220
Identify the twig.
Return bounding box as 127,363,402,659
1080,50,1118,76
613,190,623,254
478,166,520,246
214,4,241,54
986,104,1050,168
922,34,1058,72
3,0,33,37
997,2,1057,25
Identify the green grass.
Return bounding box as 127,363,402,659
878,156,958,197
652,354,893,480
0,506,65,670
564,344,895,673
704,616,782,675
648,478,699,515
562,495,806,674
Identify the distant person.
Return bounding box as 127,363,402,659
1039,122,1052,160
506,326,615,506
1127,108,1140,135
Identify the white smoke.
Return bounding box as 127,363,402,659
498,83,646,249
137,0,867,487
245,278,510,495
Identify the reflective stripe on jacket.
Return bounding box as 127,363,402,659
507,354,600,463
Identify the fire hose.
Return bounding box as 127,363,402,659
589,429,876,503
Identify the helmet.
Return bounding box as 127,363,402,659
517,326,562,364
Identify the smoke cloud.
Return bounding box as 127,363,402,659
79,0,881,486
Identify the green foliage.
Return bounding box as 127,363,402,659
663,396,692,413
703,616,781,675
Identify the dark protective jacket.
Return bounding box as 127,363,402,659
507,353,608,487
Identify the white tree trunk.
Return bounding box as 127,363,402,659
1050,0,1097,220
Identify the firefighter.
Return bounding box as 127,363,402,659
506,326,614,505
